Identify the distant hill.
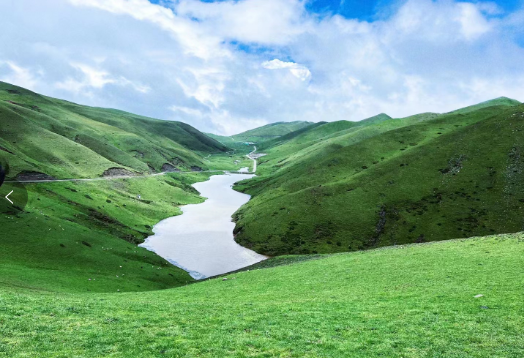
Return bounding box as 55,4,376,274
0,81,226,179
448,97,521,115
233,98,524,256
208,121,314,150
232,121,313,142
211,114,395,152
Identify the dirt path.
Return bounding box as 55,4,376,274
5,169,227,184
246,146,258,173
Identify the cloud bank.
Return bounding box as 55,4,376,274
0,0,523,134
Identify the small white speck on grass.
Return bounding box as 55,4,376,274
474,294,484,298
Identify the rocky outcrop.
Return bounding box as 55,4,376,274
102,168,135,177
161,163,181,172
16,171,56,181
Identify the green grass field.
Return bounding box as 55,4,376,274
1,234,523,357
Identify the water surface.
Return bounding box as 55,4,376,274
140,174,266,279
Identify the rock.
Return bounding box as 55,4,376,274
102,167,135,177
16,171,56,181
161,163,180,172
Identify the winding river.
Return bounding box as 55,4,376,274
139,173,266,279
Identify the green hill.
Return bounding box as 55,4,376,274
233,100,524,255
0,82,250,293
1,233,523,357
0,81,227,180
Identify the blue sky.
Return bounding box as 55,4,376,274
150,0,523,20
1,0,524,134
307,0,396,19
307,0,523,18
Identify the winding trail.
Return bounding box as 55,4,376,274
246,146,259,173
7,146,262,184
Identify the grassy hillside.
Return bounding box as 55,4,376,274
233,100,524,255
0,82,251,292
0,81,227,179
0,171,217,292
256,113,399,166
1,234,522,357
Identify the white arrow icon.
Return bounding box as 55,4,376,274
5,190,13,204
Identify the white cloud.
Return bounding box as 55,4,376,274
0,0,522,135
170,105,203,117
55,63,150,94
176,0,307,45
0,61,39,91
261,59,312,81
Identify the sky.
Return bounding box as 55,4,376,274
1,0,523,135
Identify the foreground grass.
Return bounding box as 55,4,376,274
1,234,523,357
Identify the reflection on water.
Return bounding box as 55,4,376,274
139,174,266,279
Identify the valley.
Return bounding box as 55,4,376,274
1,81,523,357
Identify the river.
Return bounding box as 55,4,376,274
139,173,266,279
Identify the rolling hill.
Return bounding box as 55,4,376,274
230,120,314,142
0,81,227,180
233,99,524,255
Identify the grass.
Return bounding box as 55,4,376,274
0,81,227,179
204,152,254,171
0,172,217,292
233,101,524,255
0,233,523,357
